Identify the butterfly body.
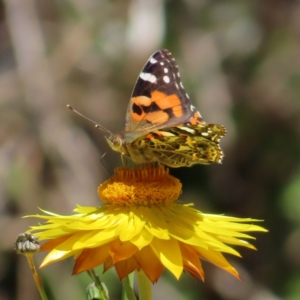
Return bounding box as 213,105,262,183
105,49,226,168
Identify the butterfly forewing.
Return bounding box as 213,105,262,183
125,49,204,133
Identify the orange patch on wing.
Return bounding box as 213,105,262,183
131,96,149,121
133,96,152,107
146,131,172,138
145,110,169,123
131,92,184,124
151,91,183,117
131,111,146,122
145,134,156,139
188,111,204,125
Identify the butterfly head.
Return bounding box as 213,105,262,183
105,134,122,151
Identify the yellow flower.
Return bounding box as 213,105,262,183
28,165,267,283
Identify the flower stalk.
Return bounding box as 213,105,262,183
135,270,152,300
26,254,48,300
87,269,109,300
122,273,136,300
15,233,48,300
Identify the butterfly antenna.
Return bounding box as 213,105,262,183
67,105,113,135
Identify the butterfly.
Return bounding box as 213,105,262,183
69,49,226,168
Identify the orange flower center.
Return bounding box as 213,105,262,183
98,165,182,206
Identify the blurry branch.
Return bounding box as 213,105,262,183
4,0,103,206
5,0,56,114
50,24,93,81
0,70,21,103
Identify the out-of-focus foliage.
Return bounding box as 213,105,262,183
1,0,300,299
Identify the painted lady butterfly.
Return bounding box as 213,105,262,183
69,49,226,168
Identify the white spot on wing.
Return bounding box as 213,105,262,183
178,126,195,133
150,57,157,64
160,62,164,66
140,72,157,83
180,82,184,88
163,76,170,83
164,68,169,73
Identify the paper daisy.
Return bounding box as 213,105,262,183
27,165,267,285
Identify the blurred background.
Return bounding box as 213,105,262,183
1,0,300,299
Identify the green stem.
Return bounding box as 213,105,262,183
135,270,152,300
122,273,136,300
87,269,109,300
26,255,48,300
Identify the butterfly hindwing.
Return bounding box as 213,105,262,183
125,123,226,167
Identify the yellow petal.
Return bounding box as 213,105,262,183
40,248,79,267
130,228,154,249
150,238,183,279
180,243,204,281
197,246,240,279
40,235,72,251
118,211,145,241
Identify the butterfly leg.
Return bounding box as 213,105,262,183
99,152,112,177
